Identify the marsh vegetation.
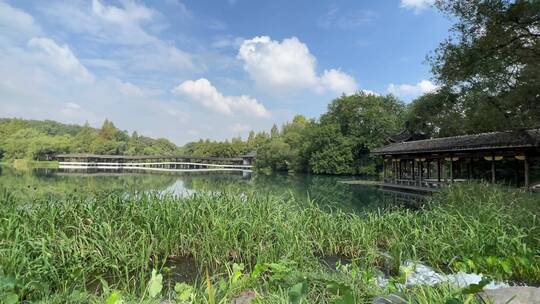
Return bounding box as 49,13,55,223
1,183,538,303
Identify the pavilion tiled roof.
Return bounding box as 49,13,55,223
372,128,540,155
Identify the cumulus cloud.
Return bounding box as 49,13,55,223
238,36,358,96
238,36,318,94
319,69,358,95
173,78,270,118
28,37,94,82
387,80,438,98
400,0,435,12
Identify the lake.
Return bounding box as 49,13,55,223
0,165,420,212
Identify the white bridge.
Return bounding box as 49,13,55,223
55,154,254,173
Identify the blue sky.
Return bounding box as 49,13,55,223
0,0,450,144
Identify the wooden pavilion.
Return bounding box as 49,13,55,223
372,128,540,192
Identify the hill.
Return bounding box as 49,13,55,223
0,118,181,160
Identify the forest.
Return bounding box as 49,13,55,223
0,118,179,161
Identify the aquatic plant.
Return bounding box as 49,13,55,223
0,183,538,302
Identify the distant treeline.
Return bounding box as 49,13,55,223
185,93,405,175
0,92,406,175
0,118,180,160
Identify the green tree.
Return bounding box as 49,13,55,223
429,0,540,132
306,124,354,175
312,92,405,174
407,89,467,137
255,138,292,171
73,122,96,153
270,124,280,138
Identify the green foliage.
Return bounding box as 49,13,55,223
0,274,19,304
174,282,195,302
288,281,308,304
413,0,540,137
307,124,355,175
303,93,404,175
105,291,122,304
0,118,180,160
184,93,404,175
256,138,293,172
147,269,163,298
0,183,538,302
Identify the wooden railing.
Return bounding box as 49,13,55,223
383,178,448,189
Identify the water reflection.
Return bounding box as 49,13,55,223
0,165,427,213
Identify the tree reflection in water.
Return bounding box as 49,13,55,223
0,166,419,213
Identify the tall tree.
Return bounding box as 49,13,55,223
430,0,540,131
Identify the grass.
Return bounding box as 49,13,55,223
0,183,538,303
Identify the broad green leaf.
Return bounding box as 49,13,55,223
461,277,491,295
148,269,163,298
251,263,268,279
106,291,122,304
333,290,355,304
445,298,461,304
174,282,194,302
232,263,244,283
4,292,19,304
288,281,308,304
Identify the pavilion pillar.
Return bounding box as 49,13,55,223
426,160,431,179
449,158,454,183
412,159,416,180
394,160,398,182
383,159,387,180
524,158,530,189
419,161,423,183
491,158,496,184
467,159,472,180
437,158,441,183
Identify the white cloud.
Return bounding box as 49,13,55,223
28,37,94,82
0,1,41,40
400,0,435,12
238,36,318,94
318,6,378,30
230,123,250,134
66,102,81,109
39,0,200,81
211,36,244,49
0,2,281,144
319,69,358,95
387,80,438,98
361,89,379,96
173,78,270,118
61,102,84,118
238,36,358,96
90,0,158,44
115,80,144,97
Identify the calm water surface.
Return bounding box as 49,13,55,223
0,165,413,212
